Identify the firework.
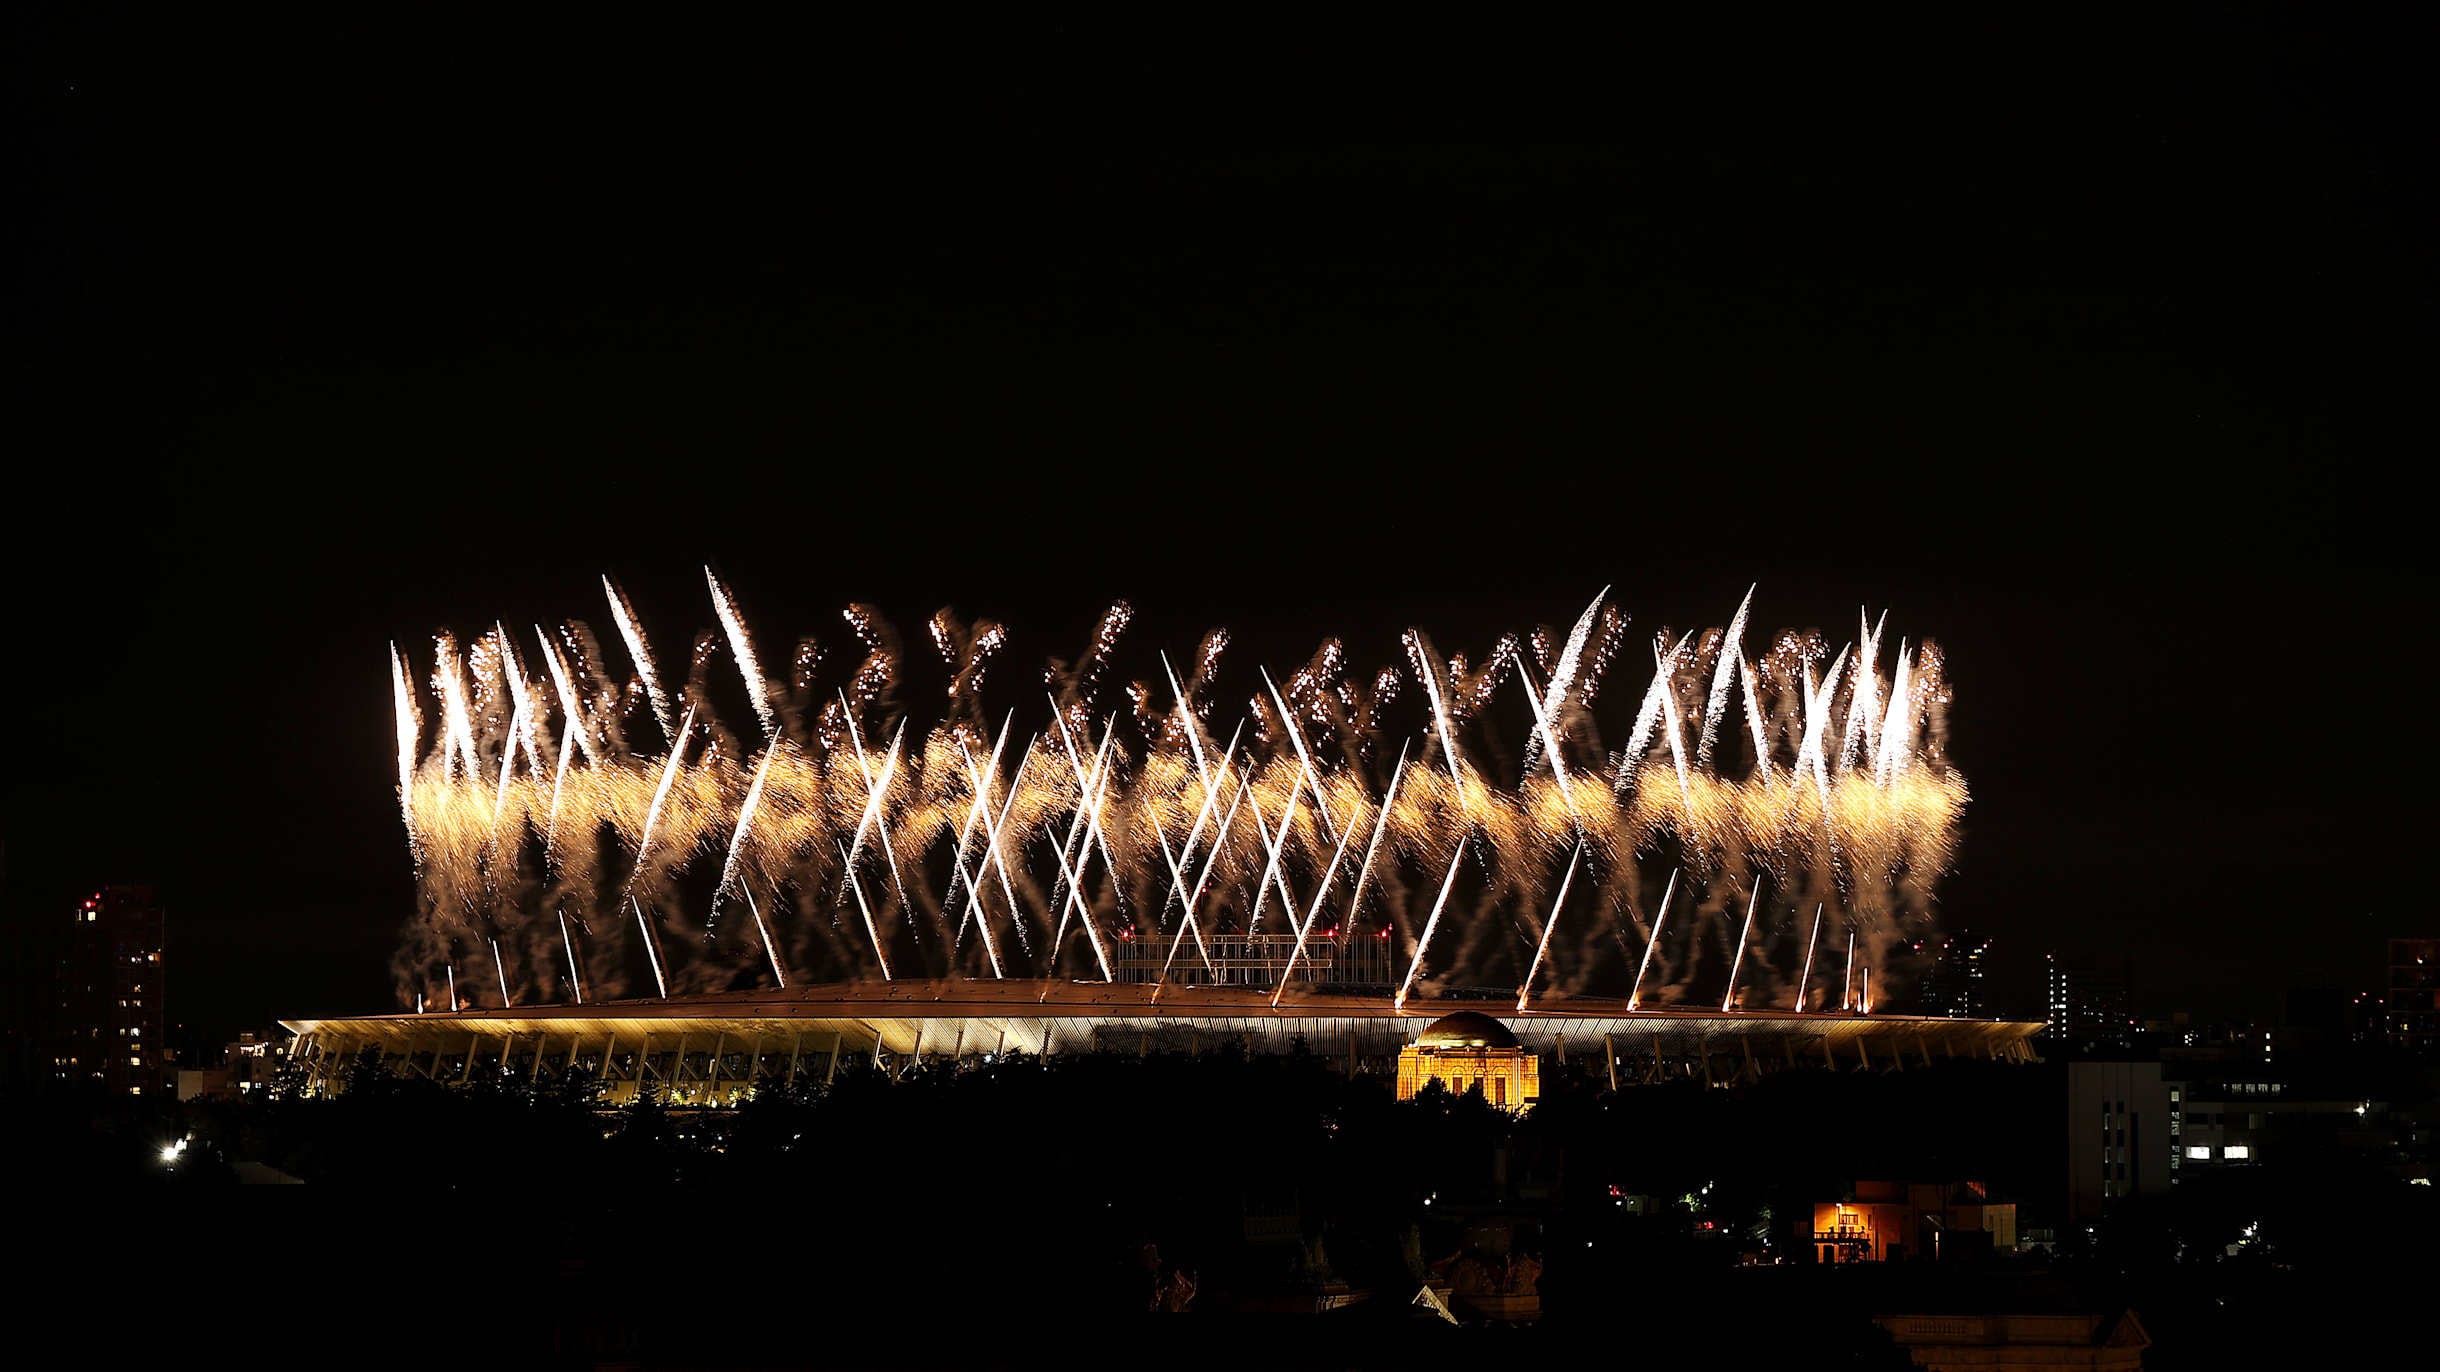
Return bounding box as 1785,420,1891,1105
389,584,1965,1015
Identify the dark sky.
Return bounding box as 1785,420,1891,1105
8,9,2429,1048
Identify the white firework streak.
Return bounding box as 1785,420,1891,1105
1517,659,1576,810
1038,718,1124,983
705,566,776,742
557,908,585,1003
1261,666,1336,841
1654,644,1695,819
835,841,891,980
546,697,578,843
1338,743,1411,936
1616,635,1693,793
1876,642,1915,786
1048,705,1124,918
492,938,511,1008
1796,646,1849,809
1517,838,1584,1011
1048,721,1123,943
435,638,480,782
1273,781,1372,1006
602,575,675,742
1697,587,1754,768
1038,814,1114,982
1722,882,1761,1011
1839,610,1881,776
1629,869,1680,1010
1523,586,1608,777
941,712,1018,940
944,748,1008,977
1159,652,1212,779
1843,927,1855,1010
495,624,546,778
631,897,668,997
1404,630,1464,784
835,699,911,908
1394,835,1471,1013
1738,654,1771,786
536,626,600,767
1154,725,1245,956
490,689,528,826
957,738,1037,957
1798,904,1824,1012
1160,765,1255,984
390,644,420,848
743,886,787,988
1149,819,1216,984
1241,773,1306,938
627,703,698,896
709,737,781,926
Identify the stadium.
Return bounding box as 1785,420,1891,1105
281,977,2045,1104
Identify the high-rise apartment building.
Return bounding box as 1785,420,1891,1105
2386,939,2439,1056
2047,953,2132,1049
54,886,168,1095
1920,933,1993,1018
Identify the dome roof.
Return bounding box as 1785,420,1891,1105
1416,1011,1520,1049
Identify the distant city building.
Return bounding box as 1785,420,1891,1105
2066,1060,2175,1218
1918,932,1993,1018
2069,1057,2437,1219
177,1031,294,1100
53,886,168,1096
1810,1181,2016,1264
1395,1012,1541,1110
2385,938,2439,1055
2046,953,2131,1049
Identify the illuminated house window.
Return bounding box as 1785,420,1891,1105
2224,1145,2252,1160
2186,1146,2212,1160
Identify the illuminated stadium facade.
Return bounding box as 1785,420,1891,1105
282,979,2044,1104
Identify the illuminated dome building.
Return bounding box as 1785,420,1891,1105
1397,1011,1540,1110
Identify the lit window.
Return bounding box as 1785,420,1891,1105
2225,1145,2252,1160
2186,1146,2212,1160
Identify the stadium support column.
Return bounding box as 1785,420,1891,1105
1603,1034,1617,1092
532,1034,547,1085
1651,1031,1665,1083
1857,1036,1873,1073
1822,1036,1836,1070
786,1032,804,1087
1697,1034,1714,1087
1918,1034,1934,1069
459,1034,478,1084
825,1031,842,1085
1741,1033,1757,1082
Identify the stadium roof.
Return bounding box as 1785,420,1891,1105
284,978,2046,1060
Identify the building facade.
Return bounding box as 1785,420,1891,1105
1395,1011,1541,1109
2047,953,2131,1050
53,886,168,1095
2386,938,2439,1055
1920,933,1993,1018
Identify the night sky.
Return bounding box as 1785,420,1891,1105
10,10,2429,1051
